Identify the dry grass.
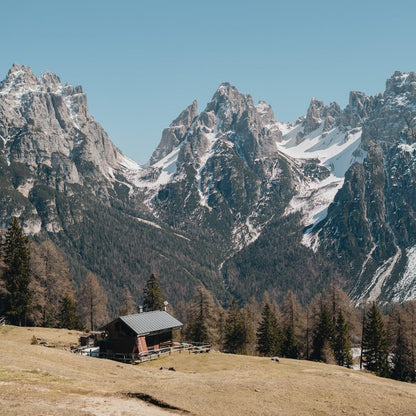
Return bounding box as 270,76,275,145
1,326,416,415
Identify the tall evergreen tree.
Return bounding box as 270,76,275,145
281,291,302,358
362,302,389,377
256,303,281,357
185,285,218,344
58,294,82,330
391,314,414,382
2,217,31,326
281,324,299,358
143,273,165,312
311,304,335,363
223,298,249,354
333,310,353,367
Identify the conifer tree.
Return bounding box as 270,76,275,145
2,217,31,326
58,294,82,330
281,291,302,358
143,273,165,312
391,314,414,382
241,296,262,355
281,324,299,358
256,302,281,356
362,302,389,377
333,309,353,367
0,253,8,316
223,298,248,354
185,285,218,344
311,304,335,363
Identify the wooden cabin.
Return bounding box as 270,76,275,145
99,310,183,357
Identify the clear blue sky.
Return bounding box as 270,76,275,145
1,0,416,164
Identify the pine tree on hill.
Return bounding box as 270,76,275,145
223,298,249,354
362,302,389,377
256,302,281,357
2,217,31,326
185,285,218,344
311,304,335,363
281,291,302,359
391,314,414,382
143,273,165,312
333,309,353,367
282,324,299,358
58,294,83,330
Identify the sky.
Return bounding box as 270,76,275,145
1,0,416,164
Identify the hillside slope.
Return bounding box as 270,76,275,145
1,326,416,416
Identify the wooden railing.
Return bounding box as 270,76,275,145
133,341,211,363
74,340,211,364
0,316,5,326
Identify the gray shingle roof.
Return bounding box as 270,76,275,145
119,311,183,335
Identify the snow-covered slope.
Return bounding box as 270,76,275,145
276,121,366,246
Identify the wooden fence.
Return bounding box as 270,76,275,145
0,316,5,326
74,340,211,364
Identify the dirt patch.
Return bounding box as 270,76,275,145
124,392,190,414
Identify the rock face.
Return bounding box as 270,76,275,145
313,72,416,303
149,100,198,165
0,63,127,178
4,64,416,306
0,64,225,313
134,82,291,251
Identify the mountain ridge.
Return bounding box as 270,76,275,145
2,63,416,307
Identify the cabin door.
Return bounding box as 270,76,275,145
137,336,148,354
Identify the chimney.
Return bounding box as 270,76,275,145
163,301,169,311
138,305,143,313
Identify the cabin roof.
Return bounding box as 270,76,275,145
104,311,183,336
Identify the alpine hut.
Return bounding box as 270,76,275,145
99,310,183,357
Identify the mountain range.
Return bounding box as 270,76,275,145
1,63,416,310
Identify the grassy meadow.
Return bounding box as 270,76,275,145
1,325,416,415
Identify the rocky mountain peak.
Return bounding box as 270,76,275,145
40,70,63,89
149,100,198,165
172,99,198,127
347,91,372,127
8,62,22,74
0,64,135,201
1,63,38,95
385,71,416,97
303,97,325,134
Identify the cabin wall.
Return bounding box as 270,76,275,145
101,320,137,354
146,331,172,349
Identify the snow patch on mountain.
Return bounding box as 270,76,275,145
136,217,162,229
196,131,218,210
277,125,364,177
364,248,401,302
276,122,366,247
391,245,416,302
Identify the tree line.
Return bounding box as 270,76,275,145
178,284,416,384
1,217,416,384
0,218,170,331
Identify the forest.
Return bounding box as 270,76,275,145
1,217,415,384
